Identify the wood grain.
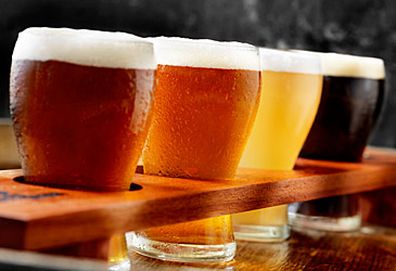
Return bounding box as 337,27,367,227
42,238,111,261
0,226,394,270
360,187,396,228
0,147,395,251
0,247,107,271
130,226,396,271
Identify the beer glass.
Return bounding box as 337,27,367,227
127,37,260,262
10,27,156,191
10,27,156,268
291,52,385,232
232,49,323,242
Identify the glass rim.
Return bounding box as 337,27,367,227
291,49,385,79
150,36,258,51
149,36,260,71
259,47,322,75
12,27,156,70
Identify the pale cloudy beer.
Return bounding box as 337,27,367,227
291,52,385,232
128,37,260,262
10,28,156,191
232,49,323,242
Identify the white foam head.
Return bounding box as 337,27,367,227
259,48,322,74
292,50,385,79
149,37,260,71
12,27,156,69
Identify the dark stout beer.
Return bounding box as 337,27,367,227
291,52,385,232
291,195,360,218
300,53,385,162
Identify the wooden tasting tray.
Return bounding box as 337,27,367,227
0,147,395,251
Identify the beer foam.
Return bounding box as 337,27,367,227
259,48,322,74
293,50,385,79
12,27,156,69
149,37,260,71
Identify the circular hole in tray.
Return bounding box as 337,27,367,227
13,176,143,192
13,176,25,184
129,182,143,191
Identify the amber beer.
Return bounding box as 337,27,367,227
292,52,385,232
10,28,156,267
232,49,323,242
10,28,156,191
128,38,260,262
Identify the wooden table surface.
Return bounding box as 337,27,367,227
0,225,393,270
0,226,396,271
130,225,396,271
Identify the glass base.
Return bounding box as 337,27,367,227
233,224,290,242
126,232,236,263
108,259,131,271
289,212,361,232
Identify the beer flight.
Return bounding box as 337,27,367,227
9,27,385,265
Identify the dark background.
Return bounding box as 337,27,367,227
1,0,395,147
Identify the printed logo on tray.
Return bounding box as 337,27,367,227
0,191,64,202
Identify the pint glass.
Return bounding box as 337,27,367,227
10,27,156,267
232,49,323,242
127,37,260,262
291,52,385,232
10,27,156,191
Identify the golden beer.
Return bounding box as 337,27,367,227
136,216,234,245
108,234,129,266
143,65,260,179
232,49,323,241
128,37,260,262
